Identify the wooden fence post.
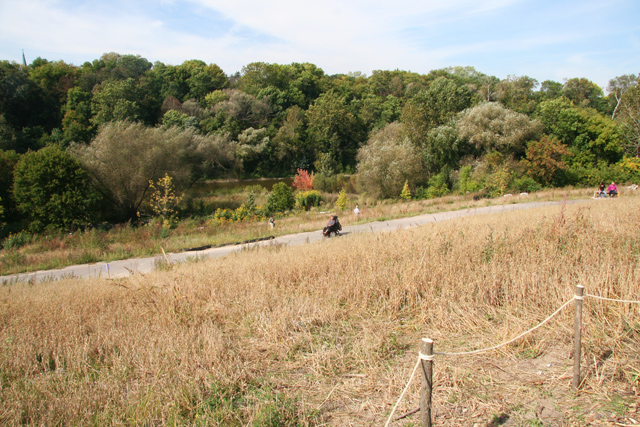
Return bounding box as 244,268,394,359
420,338,434,427
572,285,584,390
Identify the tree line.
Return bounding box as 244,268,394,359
0,53,639,232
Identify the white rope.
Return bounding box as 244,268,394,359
383,291,638,424
435,298,574,356
384,357,422,427
585,293,640,304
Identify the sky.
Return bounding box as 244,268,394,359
1,0,639,91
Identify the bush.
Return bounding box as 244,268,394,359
484,165,513,197
266,182,295,214
295,190,323,210
565,163,626,187
13,145,98,232
2,231,32,249
335,188,349,210
615,157,640,183
400,180,411,200
292,169,314,191
312,173,354,193
414,186,428,200
456,165,481,193
512,176,542,193
424,174,450,199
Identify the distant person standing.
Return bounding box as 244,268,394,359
268,216,275,229
353,205,360,217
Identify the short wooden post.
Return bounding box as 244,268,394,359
420,338,434,427
572,285,584,390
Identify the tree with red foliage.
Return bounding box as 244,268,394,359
292,169,313,191
521,136,572,185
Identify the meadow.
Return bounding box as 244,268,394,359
1,191,639,426
1,186,588,276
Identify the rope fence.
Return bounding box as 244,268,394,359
385,286,640,427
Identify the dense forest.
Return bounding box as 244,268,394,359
1,53,639,233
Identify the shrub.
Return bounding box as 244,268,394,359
2,231,32,249
424,173,450,199
292,169,314,191
456,165,481,193
335,188,349,210
512,176,542,193
146,174,184,229
266,182,295,214
295,190,323,211
400,180,411,200
616,157,640,183
414,186,428,200
484,165,513,197
13,145,98,232
312,173,337,192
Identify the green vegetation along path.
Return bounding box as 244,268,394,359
1,199,587,284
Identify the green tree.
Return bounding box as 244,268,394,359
306,90,366,170
72,121,234,221
495,75,539,114
455,102,543,157
0,61,51,151
356,122,423,199
28,58,80,125
614,84,640,157
204,89,270,138
272,106,309,171
401,77,472,148
13,146,97,231
61,87,94,144
563,77,606,112
536,98,624,167
539,80,564,101
234,127,269,175
0,149,20,221
179,60,227,101
90,78,142,125
266,182,295,213
607,74,637,120
421,125,460,175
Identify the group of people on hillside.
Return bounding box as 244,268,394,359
595,181,618,198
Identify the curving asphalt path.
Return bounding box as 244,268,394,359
1,199,586,284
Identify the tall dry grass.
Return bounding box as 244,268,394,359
1,194,639,425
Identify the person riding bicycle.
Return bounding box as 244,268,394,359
322,215,342,237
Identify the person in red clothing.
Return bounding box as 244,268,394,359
607,182,618,197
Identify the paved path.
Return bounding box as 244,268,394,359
1,199,586,283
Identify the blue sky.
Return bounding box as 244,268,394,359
1,0,638,91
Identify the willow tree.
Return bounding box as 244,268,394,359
72,121,234,221
356,122,423,199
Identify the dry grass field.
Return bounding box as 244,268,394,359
1,193,639,426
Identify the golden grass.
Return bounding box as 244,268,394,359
1,192,639,426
